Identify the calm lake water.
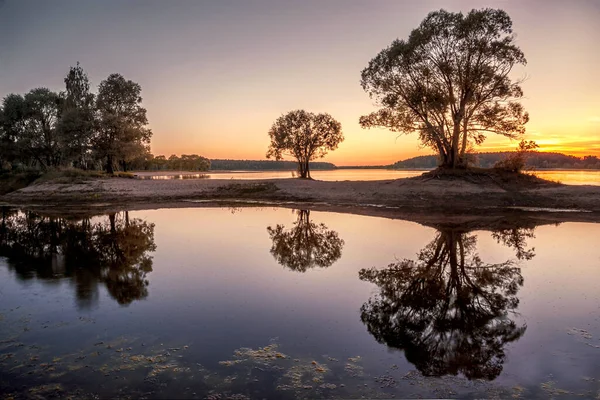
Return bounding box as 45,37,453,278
1,207,599,399
134,169,600,185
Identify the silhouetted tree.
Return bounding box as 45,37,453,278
360,9,528,168
57,62,96,169
0,94,28,167
359,225,532,379
266,110,343,178
95,74,152,173
1,89,63,170
267,210,344,272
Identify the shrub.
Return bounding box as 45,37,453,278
494,140,539,173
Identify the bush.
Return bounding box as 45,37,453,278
494,140,539,173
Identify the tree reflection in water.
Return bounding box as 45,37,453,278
267,209,344,272
0,209,156,308
359,225,536,380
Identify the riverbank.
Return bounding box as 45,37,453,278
3,171,600,225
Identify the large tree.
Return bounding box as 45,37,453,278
95,73,152,173
266,110,343,179
360,8,529,168
15,88,63,169
58,62,96,169
0,94,28,167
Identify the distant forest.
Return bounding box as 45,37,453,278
392,152,600,170
209,159,336,171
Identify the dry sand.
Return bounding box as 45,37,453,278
3,175,600,225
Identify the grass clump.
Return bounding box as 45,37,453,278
34,168,105,184
0,170,42,195
111,171,135,179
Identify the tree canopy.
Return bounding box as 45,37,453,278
266,110,343,178
360,8,528,168
95,73,152,173
0,63,157,174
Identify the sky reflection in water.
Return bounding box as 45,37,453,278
0,207,599,398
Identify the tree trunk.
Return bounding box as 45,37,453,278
106,155,114,174
297,159,309,178
451,122,461,169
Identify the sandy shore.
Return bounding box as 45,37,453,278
3,175,600,225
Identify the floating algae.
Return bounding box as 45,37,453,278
218,343,289,369
540,380,572,397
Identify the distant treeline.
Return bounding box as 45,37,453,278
392,152,600,170
209,159,336,171
129,154,210,171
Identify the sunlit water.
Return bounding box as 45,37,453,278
1,207,599,398
134,168,600,185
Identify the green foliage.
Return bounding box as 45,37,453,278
209,159,335,171
266,110,343,178
360,8,528,168
392,150,600,170
33,168,106,184
0,89,63,170
0,64,153,176
128,153,211,171
57,62,96,169
95,73,152,173
0,171,42,195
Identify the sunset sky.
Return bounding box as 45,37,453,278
1,0,599,165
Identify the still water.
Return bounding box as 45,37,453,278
134,168,600,185
1,207,599,399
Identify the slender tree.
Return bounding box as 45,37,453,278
266,110,343,179
58,62,96,169
95,74,152,173
360,8,529,168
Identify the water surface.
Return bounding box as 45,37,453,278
134,168,600,185
1,207,599,398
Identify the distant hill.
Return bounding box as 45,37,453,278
210,159,336,171
392,152,600,169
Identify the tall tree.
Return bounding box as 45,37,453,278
58,62,96,169
0,94,28,167
21,88,63,169
95,74,152,173
360,8,528,168
266,110,343,179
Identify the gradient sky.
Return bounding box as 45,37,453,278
1,0,599,165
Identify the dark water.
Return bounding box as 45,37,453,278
1,207,599,399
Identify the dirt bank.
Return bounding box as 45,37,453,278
3,173,600,224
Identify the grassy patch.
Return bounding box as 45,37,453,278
0,168,138,195
34,168,106,185
216,182,279,196
111,171,135,179
0,171,42,195
414,167,560,190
